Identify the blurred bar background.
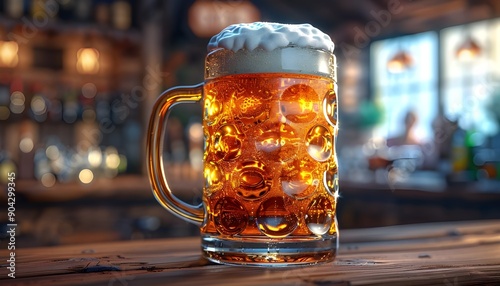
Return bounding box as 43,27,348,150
1,0,500,247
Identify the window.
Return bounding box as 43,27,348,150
370,32,438,145
441,19,500,136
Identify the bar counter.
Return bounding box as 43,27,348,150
1,219,499,285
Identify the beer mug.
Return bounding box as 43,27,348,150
148,22,339,267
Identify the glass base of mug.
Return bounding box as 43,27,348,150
201,234,338,267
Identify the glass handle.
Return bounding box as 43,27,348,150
147,83,204,225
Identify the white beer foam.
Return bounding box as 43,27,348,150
208,22,334,53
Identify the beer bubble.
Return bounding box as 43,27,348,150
323,89,337,127
279,124,300,159
232,161,271,200
213,124,244,161
255,130,281,153
305,195,335,235
256,196,298,238
306,125,333,162
323,166,339,198
281,158,319,199
204,90,223,126
254,124,300,159
280,84,319,123
204,161,224,195
213,197,248,235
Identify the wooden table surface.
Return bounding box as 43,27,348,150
1,219,499,285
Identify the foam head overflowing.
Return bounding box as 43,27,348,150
208,22,334,53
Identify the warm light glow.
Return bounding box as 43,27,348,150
106,153,120,169
88,148,103,167
387,50,413,73
76,48,100,74
0,161,16,184
79,169,94,184
189,123,203,143
0,41,19,67
105,146,118,155
188,0,260,37
456,37,481,62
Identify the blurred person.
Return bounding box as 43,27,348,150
387,110,420,147
387,110,438,170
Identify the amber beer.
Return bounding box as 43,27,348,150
201,69,339,263
148,22,338,267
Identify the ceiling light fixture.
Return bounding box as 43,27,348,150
455,36,481,61
387,50,413,74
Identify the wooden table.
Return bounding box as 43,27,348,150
1,220,499,285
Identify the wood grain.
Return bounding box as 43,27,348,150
1,220,499,285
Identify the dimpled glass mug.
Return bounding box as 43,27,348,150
148,22,339,267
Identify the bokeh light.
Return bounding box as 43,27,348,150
88,147,103,167
105,153,120,169
19,137,34,153
10,91,25,114
0,41,19,67
41,173,56,187
0,106,10,120
46,145,60,160
0,160,16,184
76,48,100,74
31,95,47,115
79,168,94,184
189,123,203,143
82,82,97,99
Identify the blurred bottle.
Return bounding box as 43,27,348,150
450,128,469,181
464,130,479,180
451,128,469,174
451,127,487,182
